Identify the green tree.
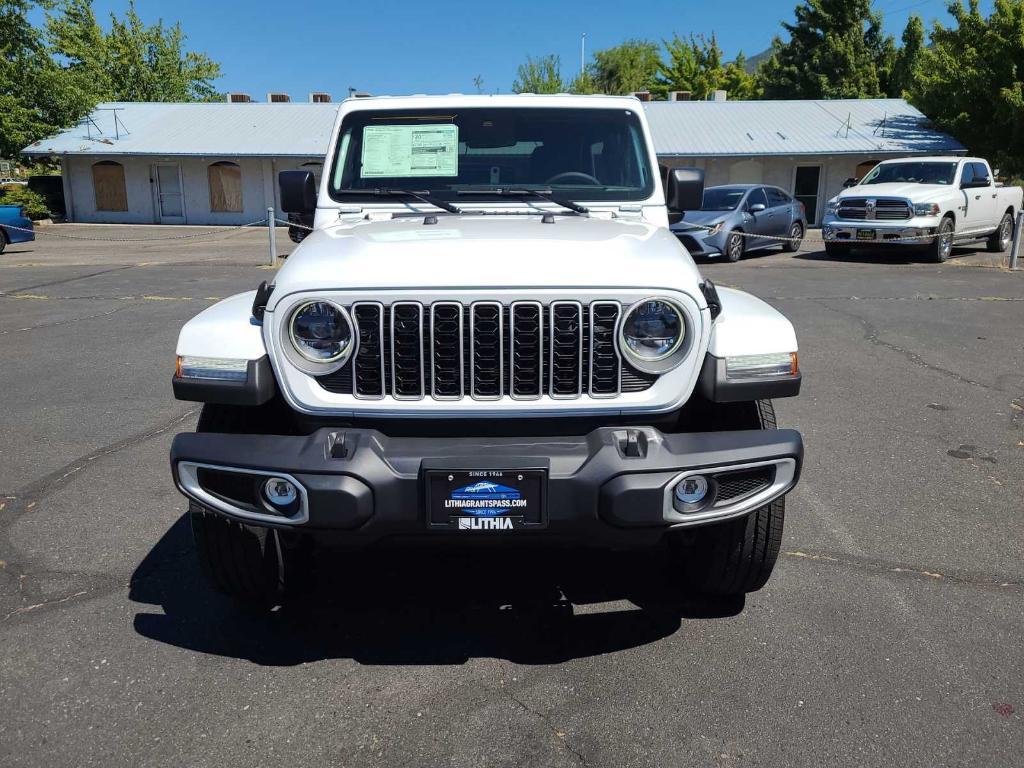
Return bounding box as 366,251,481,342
910,0,1024,176
590,39,661,94
512,54,566,94
890,15,925,97
656,34,760,100
758,0,896,98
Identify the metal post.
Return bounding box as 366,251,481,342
267,207,277,266
1010,210,1023,270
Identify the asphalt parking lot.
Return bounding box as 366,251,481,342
1,225,1022,767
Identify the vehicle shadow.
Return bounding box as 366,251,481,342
130,515,743,666
793,245,979,265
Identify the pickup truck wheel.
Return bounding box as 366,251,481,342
928,216,955,262
669,400,785,597
725,231,745,262
783,222,804,252
987,212,1014,252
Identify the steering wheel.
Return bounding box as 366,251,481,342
545,171,602,186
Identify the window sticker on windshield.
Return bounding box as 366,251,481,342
360,124,458,178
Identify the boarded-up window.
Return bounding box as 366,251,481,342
92,161,127,211
855,161,878,182
208,161,243,212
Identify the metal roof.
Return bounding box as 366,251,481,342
642,98,965,157
21,102,339,157
22,97,964,159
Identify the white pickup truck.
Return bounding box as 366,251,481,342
822,156,1021,262
169,94,804,611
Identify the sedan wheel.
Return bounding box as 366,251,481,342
783,222,804,253
725,231,744,262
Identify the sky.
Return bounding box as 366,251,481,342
33,0,988,100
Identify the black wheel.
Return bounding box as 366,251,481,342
928,216,955,262
190,404,304,610
191,508,286,611
669,400,786,596
783,222,804,252
725,231,745,262
987,212,1014,253
0,229,8,254
824,241,849,258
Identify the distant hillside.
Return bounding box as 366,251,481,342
741,47,772,73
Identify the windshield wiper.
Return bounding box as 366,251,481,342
336,188,463,214
456,187,589,215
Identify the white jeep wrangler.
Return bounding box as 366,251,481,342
170,94,804,610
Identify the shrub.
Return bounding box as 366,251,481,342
0,185,50,220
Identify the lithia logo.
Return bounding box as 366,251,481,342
458,517,514,530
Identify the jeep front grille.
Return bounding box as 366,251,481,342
316,301,657,400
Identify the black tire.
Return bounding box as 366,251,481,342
725,230,744,262
669,400,785,596
0,229,8,254
190,404,303,611
824,241,849,258
191,508,285,611
928,216,955,262
783,222,804,252
987,211,1014,253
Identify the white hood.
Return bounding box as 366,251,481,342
268,214,706,307
841,182,947,199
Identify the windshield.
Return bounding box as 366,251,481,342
701,187,747,211
862,162,958,186
328,107,654,203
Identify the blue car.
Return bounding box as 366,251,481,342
0,204,35,253
671,184,807,262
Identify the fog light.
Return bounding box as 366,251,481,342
671,475,712,512
263,477,298,509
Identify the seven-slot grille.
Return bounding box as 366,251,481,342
316,301,657,400
836,197,912,221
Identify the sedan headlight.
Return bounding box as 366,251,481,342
286,299,354,371
619,297,689,373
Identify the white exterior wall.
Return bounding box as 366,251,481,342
659,154,893,225
62,154,322,225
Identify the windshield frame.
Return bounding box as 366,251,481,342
325,106,656,205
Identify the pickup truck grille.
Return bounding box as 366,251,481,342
317,301,657,400
836,198,912,220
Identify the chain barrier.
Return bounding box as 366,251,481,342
276,217,315,232
0,218,269,242
676,220,955,246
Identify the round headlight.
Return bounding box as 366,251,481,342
288,300,353,364
620,298,685,364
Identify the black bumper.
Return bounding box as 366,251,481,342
170,426,803,546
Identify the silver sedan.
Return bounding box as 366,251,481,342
670,184,807,262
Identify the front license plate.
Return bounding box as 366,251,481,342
426,469,547,530
856,228,876,240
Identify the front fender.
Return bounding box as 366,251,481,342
698,286,801,402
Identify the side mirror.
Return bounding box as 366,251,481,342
666,167,705,212
960,178,987,189
842,177,859,188
279,170,317,215
748,203,766,214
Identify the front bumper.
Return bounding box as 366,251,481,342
822,216,940,246
672,228,726,257
170,426,803,547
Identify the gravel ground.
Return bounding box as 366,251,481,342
1,226,1021,767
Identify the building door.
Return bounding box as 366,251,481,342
793,165,822,225
153,164,185,223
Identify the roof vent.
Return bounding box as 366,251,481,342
710,90,728,102
309,92,332,103
266,92,291,103
225,92,252,103
668,91,692,101
632,91,652,102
